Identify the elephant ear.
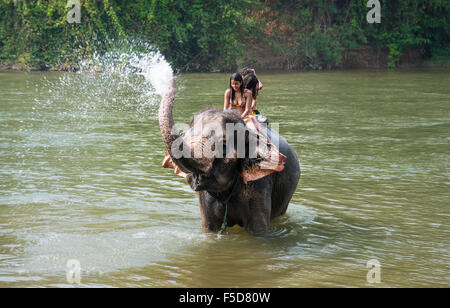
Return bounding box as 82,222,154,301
241,132,286,184
162,150,188,178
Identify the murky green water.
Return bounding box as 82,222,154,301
0,69,449,287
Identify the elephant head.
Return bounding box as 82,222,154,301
159,79,285,193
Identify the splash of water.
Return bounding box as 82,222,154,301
39,40,175,121
79,42,174,99
131,51,174,98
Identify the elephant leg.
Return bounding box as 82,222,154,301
246,188,272,236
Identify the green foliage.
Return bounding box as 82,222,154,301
0,0,448,71
131,0,257,71
0,0,128,69
258,0,449,69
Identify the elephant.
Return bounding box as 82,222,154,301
159,79,300,236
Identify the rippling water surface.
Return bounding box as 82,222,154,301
0,69,449,287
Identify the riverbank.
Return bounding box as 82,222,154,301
0,61,77,72
242,46,450,72
1,56,448,73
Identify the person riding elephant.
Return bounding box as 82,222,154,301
160,78,300,235
240,68,268,125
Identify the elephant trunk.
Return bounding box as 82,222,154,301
158,78,192,174
159,78,178,151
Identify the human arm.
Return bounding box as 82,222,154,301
240,91,252,118
251,97,257,110
224,89,231,110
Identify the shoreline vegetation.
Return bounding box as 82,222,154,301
1,58,449,73
1,0,449,73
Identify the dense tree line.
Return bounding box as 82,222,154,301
0,0,448,71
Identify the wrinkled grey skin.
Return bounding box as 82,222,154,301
159,80,300,235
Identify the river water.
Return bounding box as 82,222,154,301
0,69,449,287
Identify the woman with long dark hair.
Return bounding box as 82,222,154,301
224,72,285,169
240,68,268,124
224,73,260,133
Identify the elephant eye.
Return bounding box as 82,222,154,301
197,168,210,178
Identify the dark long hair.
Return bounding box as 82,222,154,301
229,73,244,102
240,67,254,79
243,74,259,99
